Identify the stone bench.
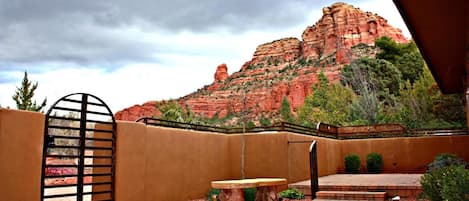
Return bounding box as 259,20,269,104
211,178,287,201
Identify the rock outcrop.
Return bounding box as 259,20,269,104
115,2,408,123
301,2,407,63
114,101,158,122
214,64,229,82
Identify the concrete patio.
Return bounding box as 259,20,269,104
290,174,422,201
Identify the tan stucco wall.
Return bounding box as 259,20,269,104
0,109,44,201
286,134,341,182
340,136,469,173
115,121,147,201
144,126,231,201
115,122,233,201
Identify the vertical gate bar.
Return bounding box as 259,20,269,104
309,141,318,199
40,114,51,200
77,94,88,201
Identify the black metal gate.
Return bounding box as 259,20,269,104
41,93,116,201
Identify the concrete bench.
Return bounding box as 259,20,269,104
211,178,287,201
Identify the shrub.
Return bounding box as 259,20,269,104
206,188,220,201
427,153,467,172
246,121,256,128
244,188,256,201
279,188,305,200
421,165,469,201
344,154,361,173
420,153,469,201
366,153,383,173
259,117,272,127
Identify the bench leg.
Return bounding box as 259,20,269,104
255,186,278,201
219,188,244,201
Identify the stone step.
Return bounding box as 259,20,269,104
315,191,386,201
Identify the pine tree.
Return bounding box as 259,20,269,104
12,71,47,112
281,96,294,123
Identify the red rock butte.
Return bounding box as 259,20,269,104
115,2,408,122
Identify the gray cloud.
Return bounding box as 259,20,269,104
0,0,326,68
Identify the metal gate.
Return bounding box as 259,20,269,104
41,93,116,201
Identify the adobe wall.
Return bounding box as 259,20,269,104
115,122,232,201
286,134,341,182
340,136,469,173
0,109,44,201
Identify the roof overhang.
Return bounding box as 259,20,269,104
393,0,468,94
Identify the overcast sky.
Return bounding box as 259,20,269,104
0,0,410,112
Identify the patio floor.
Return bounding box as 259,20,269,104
290,174,423,201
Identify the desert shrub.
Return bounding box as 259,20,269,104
427,153,467,172
244,188,256,201
420,153,469,201
421,165,469,201
279,188,305,200
344,154,361,173
206,188,220,201
246,121,256,128
366,153,383,173
259,117,272,127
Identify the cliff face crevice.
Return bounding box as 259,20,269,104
115,2,407,122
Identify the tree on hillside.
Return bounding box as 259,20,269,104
375,37,424,83
297,71,356,126
375,36,402,63
395,51,424,83
156,102,196,123
311,71,329,107
280,96,294,123
12,71,47,112
396,67,465,128
340,58,401,124
341,57,402,101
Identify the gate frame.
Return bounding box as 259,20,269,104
40,93,116,201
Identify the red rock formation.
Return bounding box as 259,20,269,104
301,2,407,63
243,37,302,70
214,63,229,82
114,101,158,121
115,2,407,123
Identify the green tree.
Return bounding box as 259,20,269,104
298,71,329,126
280,96,294,123
12,71,47,112
298,75,355,126
157,102,189,123
375,36,401,63
317,84,355,125
395,51,424,83
396,66,465,128
341,58,401,124
259,115,272,127
375,37,424,83
311,71,329,107
341,57,402,99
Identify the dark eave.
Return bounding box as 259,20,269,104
393,0,467,94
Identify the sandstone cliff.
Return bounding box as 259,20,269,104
115,2,407,123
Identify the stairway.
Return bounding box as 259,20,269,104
314,191,386,201
289,174,422,201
